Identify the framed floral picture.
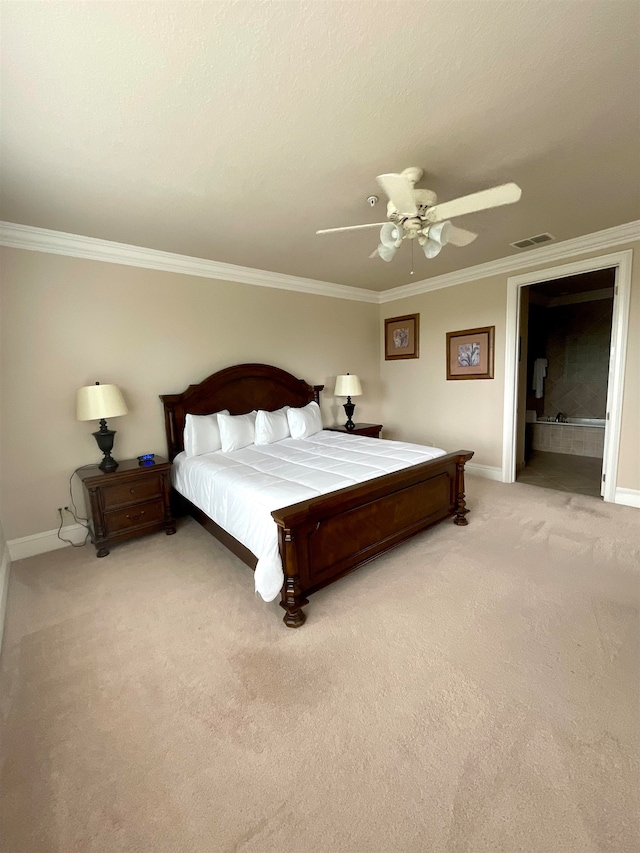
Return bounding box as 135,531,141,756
384,314,419,360
446,326,495,380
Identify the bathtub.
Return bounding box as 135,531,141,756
530,418,605,458
536,417,605,428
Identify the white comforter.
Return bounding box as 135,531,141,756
172,431,446,602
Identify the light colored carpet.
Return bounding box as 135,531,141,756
0,477,638,853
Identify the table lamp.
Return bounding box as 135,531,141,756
334,373,362,430
77,382,128,471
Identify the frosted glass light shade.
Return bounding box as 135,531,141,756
423,239,442,259
377,243,396,262
334,374,362,397
429,220,452,246
380,222,403,249
77,383,128,421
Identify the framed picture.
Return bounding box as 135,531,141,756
384,314,420,360
446,326,495,380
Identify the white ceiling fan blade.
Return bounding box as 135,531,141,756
316,222,387,235
426,182,522,223
369,248,380,259
376,173,418,216
448,226,478,247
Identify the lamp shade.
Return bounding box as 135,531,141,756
334,374,362,397
423,239,443,259
380,222,403,249
429,220,452,246
377,243,396,262
77,383,128,421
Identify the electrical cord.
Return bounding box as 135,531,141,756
69,465,94,522
56,464,96,547
56,507,91,547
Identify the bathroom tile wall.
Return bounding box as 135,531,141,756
544,299,613,419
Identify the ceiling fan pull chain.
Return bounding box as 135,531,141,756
410,239,414,275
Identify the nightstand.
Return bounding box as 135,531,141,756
77,457,176,557
326,423,383,438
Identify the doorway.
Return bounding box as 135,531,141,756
502,250,632,503
517,269,614,497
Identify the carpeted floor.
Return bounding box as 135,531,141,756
0,477,638,853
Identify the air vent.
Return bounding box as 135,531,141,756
511,233,555,249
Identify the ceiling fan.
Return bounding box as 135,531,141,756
316,167,522,262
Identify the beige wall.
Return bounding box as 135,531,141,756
380,243,639,490
0,257,7,556
1,241,637,543
0,249,381,539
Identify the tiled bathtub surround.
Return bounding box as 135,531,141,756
543,299,612,420
531,420,605,458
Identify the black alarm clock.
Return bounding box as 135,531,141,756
137,453,155,466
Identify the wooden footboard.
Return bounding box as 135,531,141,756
272,449,473,627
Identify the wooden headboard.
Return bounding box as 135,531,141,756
160,363,324,460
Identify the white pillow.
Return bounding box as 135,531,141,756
218,411,257,452
287,401,323,440
183,410,229,457
255,406,290,445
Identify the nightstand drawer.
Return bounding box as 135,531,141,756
101,474,163,509
105,498,165,534
351,424,382,438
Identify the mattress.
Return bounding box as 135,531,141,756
172,430,446,602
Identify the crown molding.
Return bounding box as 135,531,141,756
2,219,638,306
0,222,380,304
378,220,640,303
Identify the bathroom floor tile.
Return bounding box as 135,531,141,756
517,450,603,498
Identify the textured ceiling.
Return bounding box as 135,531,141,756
1,0,639,291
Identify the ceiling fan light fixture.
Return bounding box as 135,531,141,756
425,220,453,246
423,239,442,259
380,222,403,249
377,243,396,262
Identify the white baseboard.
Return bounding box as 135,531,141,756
8,523,89,561
614,488,640,509
465,463,504,482
0,544,10,656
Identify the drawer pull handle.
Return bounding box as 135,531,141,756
125,511,145,521
130,488,136,494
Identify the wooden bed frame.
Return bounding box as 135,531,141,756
161,363,473,628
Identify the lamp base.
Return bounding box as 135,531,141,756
343,398,356,431
98,454,118,473
93,420,119,472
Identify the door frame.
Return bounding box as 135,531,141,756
502,249,633,502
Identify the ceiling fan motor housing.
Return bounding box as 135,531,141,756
386,188,437,220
